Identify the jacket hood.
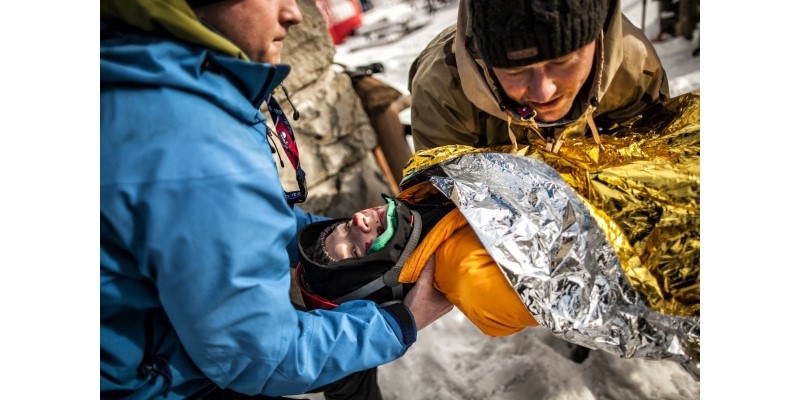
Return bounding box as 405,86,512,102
100,0,247,60
453,0,625,128
100,0,290,118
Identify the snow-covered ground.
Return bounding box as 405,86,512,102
296,1,703,399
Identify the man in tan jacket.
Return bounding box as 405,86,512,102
409,0,670,152
407,0,672,363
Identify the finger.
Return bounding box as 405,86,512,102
423,255,435,269
418,256,436,281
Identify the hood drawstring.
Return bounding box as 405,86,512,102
587,110,603,149
550,136,564,153
279,84,301,121
586,33,604,149
506,114,519,152
507,108,601,154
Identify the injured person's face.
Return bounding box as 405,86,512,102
325,204,390,262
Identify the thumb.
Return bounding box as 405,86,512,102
416,256,436,284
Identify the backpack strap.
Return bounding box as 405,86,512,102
332,210,422,304
383,210,422,288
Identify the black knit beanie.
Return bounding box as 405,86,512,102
469,0,609,68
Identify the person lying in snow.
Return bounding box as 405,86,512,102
297,93,700,379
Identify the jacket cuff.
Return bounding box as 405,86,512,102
379,302,417,346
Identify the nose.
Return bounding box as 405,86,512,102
352,212,372,233
280,0,303,27
524,71,557,104
351,212,379,254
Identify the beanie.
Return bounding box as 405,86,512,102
469,0,609,68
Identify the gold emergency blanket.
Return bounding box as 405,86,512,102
401,92,700,378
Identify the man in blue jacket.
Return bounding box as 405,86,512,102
100,0,453,398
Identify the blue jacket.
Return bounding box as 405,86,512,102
100,11,414,398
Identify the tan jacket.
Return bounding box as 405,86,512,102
409,0,670,151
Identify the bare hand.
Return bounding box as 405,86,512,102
403,257,453,330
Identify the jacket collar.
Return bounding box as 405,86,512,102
100,0,293,119
207,52,290,109
102,25,290,122
100,0,248,60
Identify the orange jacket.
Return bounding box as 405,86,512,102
396,185,538,337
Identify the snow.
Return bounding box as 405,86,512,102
375,311,700,400
291,1,703,399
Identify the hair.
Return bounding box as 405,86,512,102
307,221,342,265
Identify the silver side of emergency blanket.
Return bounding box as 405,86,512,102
429,152,699,379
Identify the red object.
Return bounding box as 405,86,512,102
315,0,363,44
295,263,339,310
